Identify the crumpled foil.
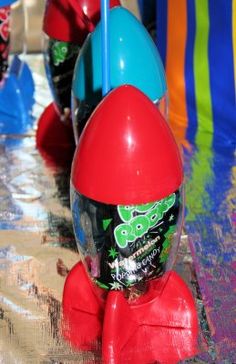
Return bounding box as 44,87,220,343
1,54,235,363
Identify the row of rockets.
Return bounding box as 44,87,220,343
0,1,198,363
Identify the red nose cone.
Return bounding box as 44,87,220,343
71,85,183,205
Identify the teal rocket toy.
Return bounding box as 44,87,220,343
72,6,167,142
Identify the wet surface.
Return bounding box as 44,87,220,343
0,55,235,363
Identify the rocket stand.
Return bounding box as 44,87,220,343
62,261,199,363
0,55,35,133
36,102,75,168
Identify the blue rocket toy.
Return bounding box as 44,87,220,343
0,0,17,5
0,55,35,134
0,0,35,134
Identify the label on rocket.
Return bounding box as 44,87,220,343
44,38,80,113
71,188,182,290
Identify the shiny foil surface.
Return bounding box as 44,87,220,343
0,54,234,363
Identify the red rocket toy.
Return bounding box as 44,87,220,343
36,0,120,163
62,85,198,363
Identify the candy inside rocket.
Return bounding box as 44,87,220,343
71,188,183,290
43,37,80,122
70,84,183,290
72,6,167,143
42,0,120,123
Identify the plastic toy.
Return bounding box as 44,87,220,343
0,0,17,6
0,0,35,134
36,0,120,154
72,6,167,143
63,85,198,363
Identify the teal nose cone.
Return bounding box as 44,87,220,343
72,6,166,105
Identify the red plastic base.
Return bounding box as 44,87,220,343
103,274,198,364
62,262,198,363
36,102,75,168
62,261,106,351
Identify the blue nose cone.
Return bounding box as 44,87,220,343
72,6,166,105
0,0,18,5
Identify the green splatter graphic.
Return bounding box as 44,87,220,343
160,225,176,263
109,282,123,290
51,40,79,66
103,218,112,231
108,247,119,259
